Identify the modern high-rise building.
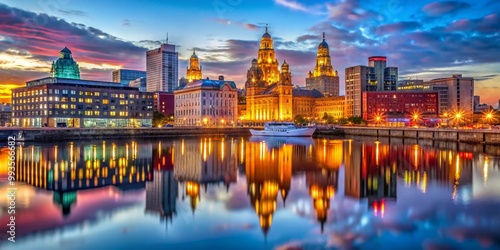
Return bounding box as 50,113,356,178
345,56,399,117
112,69,146,85
423,74,474,114
473,95,480,110
305,33,339,97
368,56,398,91
146,43,179,93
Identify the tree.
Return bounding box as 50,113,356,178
347,116,366,125
338,118,348,125
294,115,307,125
152,111,168,127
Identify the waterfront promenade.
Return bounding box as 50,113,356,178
1,126,500,144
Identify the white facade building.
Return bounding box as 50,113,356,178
174,77,238,126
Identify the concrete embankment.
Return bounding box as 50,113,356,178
0,127,251,141
340,127,500,145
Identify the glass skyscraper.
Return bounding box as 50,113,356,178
146,44,178,93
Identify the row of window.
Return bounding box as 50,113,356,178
13,111,152,117
13,104,152,111
175,109,234,116
176,99,234,107
14,89,152,99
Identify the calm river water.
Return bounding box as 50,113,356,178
1,136,500,250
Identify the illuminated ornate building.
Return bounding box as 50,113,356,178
245,59,293,121
292,87,323,119
245,28,341,122
245,137,292,235
257,26,281,85
314,96,345,120
50,47,80,79
186,49,202,82
306,33,339,97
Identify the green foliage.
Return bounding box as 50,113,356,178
347,116,366,125
338,118,348,125
294,115,307,125
152,111,169,127
321,112,336,124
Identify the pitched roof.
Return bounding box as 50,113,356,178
179,78,237,90
292,88,324,98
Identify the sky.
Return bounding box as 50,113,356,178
0,0,499,107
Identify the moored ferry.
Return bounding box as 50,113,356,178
249,122,316,137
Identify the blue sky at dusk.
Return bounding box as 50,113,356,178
0,0,499,106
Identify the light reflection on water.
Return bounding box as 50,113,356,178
0,136,500,250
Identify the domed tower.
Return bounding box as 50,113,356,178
279,60,292,85
245,59,265,88
257,25,280,85
50,47,80,79
186,48,202,82
313,32,336,77
305,33,340,96
277,61,293,121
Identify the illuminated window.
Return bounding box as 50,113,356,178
110,111,116,116
85,98,92,103
102,99,109,104
94,92,100,96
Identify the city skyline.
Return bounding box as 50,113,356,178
1,1,500,107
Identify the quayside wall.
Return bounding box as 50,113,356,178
340,127,500,145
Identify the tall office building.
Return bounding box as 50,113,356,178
423,74,474,114
345,56,398,117
147,43,179,93
305,33,340,96
473,95,480,110
368,56,398,91
112,69,146,85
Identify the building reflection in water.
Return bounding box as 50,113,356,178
245,136,340,235
344,138,476,214
9,135,497,239
15,140,153,216
344,139,397,215
145,141,177,223
172,137,238,213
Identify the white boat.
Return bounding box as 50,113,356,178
250,122,316,137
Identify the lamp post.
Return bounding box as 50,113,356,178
375,115,381,126
455,112,462,128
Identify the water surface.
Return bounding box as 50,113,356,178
1,136,500,250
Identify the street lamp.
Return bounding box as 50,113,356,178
454,111,463,127
483,110,496,125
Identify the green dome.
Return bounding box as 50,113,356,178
50,47,80,79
